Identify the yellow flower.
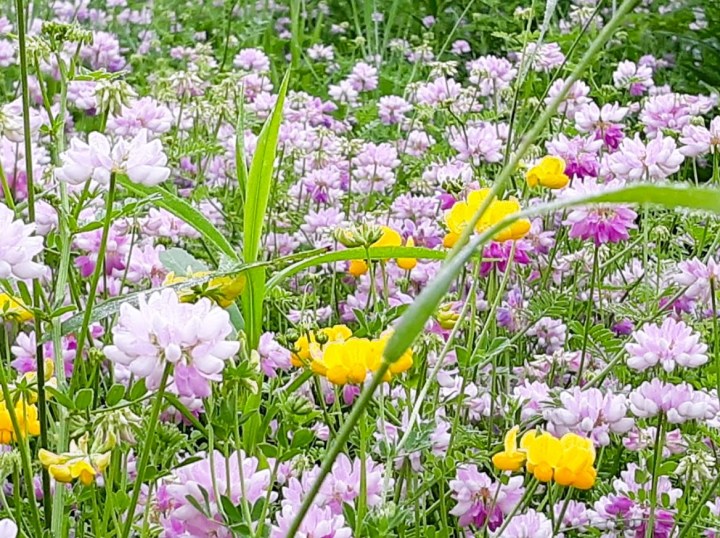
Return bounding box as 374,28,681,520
163,271,245,308
442,189,530,245
0,293,32,323
521,430,561,482
316,338,373,385
0,398,40,444
397,236,417,271
347,226,411,277
554,433,597,490
526,156,570,189
39,435,111,486
371,330,412,377
292,325,352,367
492,426,526,472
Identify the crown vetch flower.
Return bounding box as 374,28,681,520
104,289,239,398
0,203,45,280
626,317,708,372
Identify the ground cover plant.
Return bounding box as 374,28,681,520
0,0,720,536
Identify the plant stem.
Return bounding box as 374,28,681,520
646,414,665,538
576,243,599,383
285,363,390,536
711,279,720,401
121,363,172,538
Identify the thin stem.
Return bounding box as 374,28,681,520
120,363,172,538
72,173,117,384
711,279,720,402
284,363,390,536
576,243,599,383
646,414,665,538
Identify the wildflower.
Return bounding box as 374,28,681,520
0,519,17,538
640,93,691,137
163,271,246,308
0,203,45,280
397,236,418,270
680,116,720,157
492,426,525,471
372,329,413,377
0,294,32,323
233,48,270,72
312,338,373,385
346,226,416,276
496,509,553,538
257,332,292,378
292,325,352,367
527,317,567,353
629,379,714,423
104,289,239,398
0,398,40,443
526,156,570,189
55,129,170,186
521,430,561,482
450,464,524,530
443,189,530,247
607,133,684,181
613,60,654,95
626,317,708,372
553,433,597,489
272,505,351,538
38,434,111,486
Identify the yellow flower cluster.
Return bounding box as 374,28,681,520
163,271,246,308
525,156,570,189
0,293,32,323
39,434,111,486
443,189,531,248
292,325,412,385
348,226,417,277
0,398,40,444
493,426,597,490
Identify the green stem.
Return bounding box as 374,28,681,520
120,363,172,538
576,243,599,383
284,363,391,536
646,414,665,538
711,279,720,400
71,172,117,387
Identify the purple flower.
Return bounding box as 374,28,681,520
233,48,270,72
348,61,378,92
0,203,45,280
626,317,708,372
606,133,684,181
613,60,654,95
451,40,471,55
377,95,411,125
257,332,291,377
107,97,173,137
160,450,274,537
317,455,385,514
524,42,565,72
493,509,553,538
466,55,517,96
680,116,720,157
527,316,566,353
546,134,602,179
271,505,351,538
629,379,714,423
449,124,504,165
575,102,628,149
56,129,170,186
543,387,634,446
561,178,637,245
673,257,720,304
104,289,239,398
450,464,524,530
545,78,591,120
640,93,691,137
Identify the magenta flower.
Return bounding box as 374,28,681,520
626,317,708,372
575,102,628,149
450,464,524,530
640,93,691,137
104,289,239,397
561,178,637,245
613,60,654,95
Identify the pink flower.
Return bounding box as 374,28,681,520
348,61,378,92
107,97,173,137
640,93,691,137
495,509,553,538
0,203,45,279
524,42,565,72
466,55,517,95
545,78,591,120
449,124,504,165
561,178,637,245
575,102,627,149
626,317,708,372
613,60,654,95
680,117,720,157
257,332,292,377
233,48,270,72
271,505,351,538
56,129,170,186
606,133,683,181
629,379,714,423
673,257,720,304
450,464,524,530
104,289,239,398
377,95,411,125
160,450,274,537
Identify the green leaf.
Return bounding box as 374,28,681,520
117,175,238,261
129,379,147,401
159,248,209,274
266,246,446,289
46,387,75,410
106,383,126,407
290,428,314,449
384,184,720,364
75,388,94,410
242,69,290,350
